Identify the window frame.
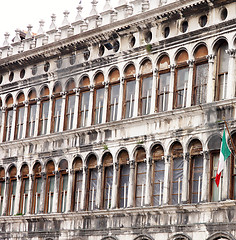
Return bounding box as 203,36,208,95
26,99,37,137
4,107,13,142
64,91,75,131
19,175,29,214
78,86,90,128
38,96,49,135
51,93,62,133
15,102,25,140
58,169,68,213
44,172,55,213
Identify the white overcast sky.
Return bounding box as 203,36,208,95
0,0,118,46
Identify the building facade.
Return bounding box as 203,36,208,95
0,0,235,239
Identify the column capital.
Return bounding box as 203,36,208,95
97,164,103,173
137,74,141,80
226,49,236,58
13,104,17,111
73,88,80,95
23,100,29,106
207,54,215,63
37,97,41,103
50,94,55,100
5,176,9,183
129,159,135,168
184,152,190,161
170,64,176,72
89,84,94,92
103,81,109,89
187,59,194,67
120,77,125,85
114,162,119,171
83,166,88,173
41,172,46,180
203,151,210,161
1,107,6,113
61,91,67,98
166,155,171,163
147,157,152,165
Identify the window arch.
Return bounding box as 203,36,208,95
93,72,105,125
58,159,68,213
72,157,83,211
15,92,25,140
102,152,113,209
86,155,97,210
0,167,5,215
174,50,189,108
27,89,37,137
7,165,17,215
123,64,136,119
39,86,50,135
157,55,170,112
188,139,203,203
170,142,183,205
19,164,29,214
107,68,120,122
65,79,76,130
78,76,90,127
45,160,55,213
117,150,130,208
139,59,153,115
151,144,164,206
31,162,42,214
4,95,14,141
192,45,208,105
134,147,147,207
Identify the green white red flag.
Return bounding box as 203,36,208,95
215,128,231,187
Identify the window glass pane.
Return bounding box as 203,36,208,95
125,81,135,118
141,76,152,115
28,104,37,137
75,171,83,211
110,85,120,121
176,68,189,108
219,73,228,100
40,101,49,135
61,174,68,212
6,110,13,141
34,178,42,214
119,165,130,208
88,169,97,210
219,44,229,74
54,98,62,132
66,95,75,130
49,176,55,192
80,91,90,127
158,72,170,112
17,107,25,139
104,166,113,209
136,162,146,207
95,88,104,124
172,157,183,205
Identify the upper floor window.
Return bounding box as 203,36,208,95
32,162,42,214
58,160,68,213
78,76,90,128
4,95,14,142
157,55,170,112
45,161,55,213
27,89,37,137
139,60,153,115
65,79,76,130
107,68,120,122
0,168,5,216
19,164,29,215
174,50,189,108
123,64,136,119
7,165,17,215
192,45,208,105
15,92,25,140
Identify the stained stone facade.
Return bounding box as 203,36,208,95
0,0,235,239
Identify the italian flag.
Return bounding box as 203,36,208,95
215,128,231,187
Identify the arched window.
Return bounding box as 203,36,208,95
51,82,62,133
0,167,5,215
170,142,183,205
208,135,221,201
45,161,55,213
58,159,68,213
39,86,49,135
27,88,37,137
151,144,164,206
122,64,136,119
174,50,189,108
64,79,76,130
4,95,14,141
93,73,105,125
192,45,208,105
86,155,97,210
118,150,130,208
19,164,29,214
215,41,229,101
157,55,170,112
188,140,203,203
107,68,120,122
31,162,42,214
102,153,113,209
7,165,17,215
135,147,147,207
139,60,153,115
72,157,83,211
15,92,25,140
78,76,90,127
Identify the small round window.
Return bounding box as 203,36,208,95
181,21,188,33
220,7,228,21
129,36,136,48
9,72,14,82
20,69,25,79
113,40,120,52
57,58,62,68
199,15,207,27
70,54,76,65
144,31,152,43
44,62,50,72
164,26,170,38
84,49,90,61
99,45,105,57
32,65,37,75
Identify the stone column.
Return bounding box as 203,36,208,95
111,162,119,209
26,174,33,215
201,151,209,202
52,171,59,213
163,156,170,205
59,92,66,132
206,54,215,103
73,89,80,129
226,49,236,99
145,157,152,206
168,65,175,111
34,98,41,137
10,104,17,141
127,160,135,207
117,77,124,120
14,175,22,214
95,165,103,209
0,107,6,142
81,166,88,210
39,172,46,213
182,153,189,203
88,85,94,126
22,101,29,138
150,69,157,114
2,177,9,215
66,170,73,212
102,81,109,123
133,75,140,117
47,95,53,134
186,60,194,107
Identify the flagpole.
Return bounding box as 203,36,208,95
223,118,236,154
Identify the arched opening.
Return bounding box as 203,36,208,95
27,89,37,137
4,95,14,142
7,165,17,215
32,162,42,214
15,92,25,140
45,160,55,213
19,164,29,214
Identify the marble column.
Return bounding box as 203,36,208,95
46,95,53,134
150,70,157,114
26,174,33,215
22,101,29,138
14,175,22,214
133,75,140,117
206,54,215,103
95,165,103,209
186,60,194,107
127,160,135,207
163,156,170,205
81,166,88,210
2,177,9,215
0,107,6,142
88,85,94,126
52,171,59,213
145,157,152,206
226,49,236,99
59,92,66,132
111,162,119,209
182,153,189,203
201,151,209,202
39,172,46,213
73,89,80,129
34,98,41,137
102,82,109,123
10,104,17,141
66,170,73,212
117,77,124,120
168,65,175,111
